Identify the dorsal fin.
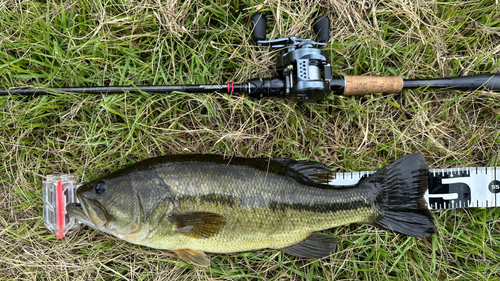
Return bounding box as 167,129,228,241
265,158,335,185
105,154,335,187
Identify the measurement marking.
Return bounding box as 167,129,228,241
428,193,458,200
496,178,498,206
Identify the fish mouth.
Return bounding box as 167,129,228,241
67,199,108,229
66,202,94,227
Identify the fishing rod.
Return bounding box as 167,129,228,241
1,13,499,101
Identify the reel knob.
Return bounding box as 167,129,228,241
251,13,267,43
312,16,330,43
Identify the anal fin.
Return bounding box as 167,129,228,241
174,249,210,267
283,232,337,258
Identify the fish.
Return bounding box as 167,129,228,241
66,153,435,267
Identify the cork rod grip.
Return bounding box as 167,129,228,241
344,76,403,95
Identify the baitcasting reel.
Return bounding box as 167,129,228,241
248,13,333,101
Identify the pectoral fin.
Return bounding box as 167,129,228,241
174,249,210,267
283,232,337,258
169,212,226,239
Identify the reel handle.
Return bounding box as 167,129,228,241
312,16,330,43
251,13,267,43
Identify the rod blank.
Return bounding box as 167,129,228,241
0,84,244,96
403,74,500,91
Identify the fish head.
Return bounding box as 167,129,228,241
67,177,141,237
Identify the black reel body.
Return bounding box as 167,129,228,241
250,14,333,101
276,39,332,101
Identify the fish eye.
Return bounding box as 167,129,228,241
95,181,108,195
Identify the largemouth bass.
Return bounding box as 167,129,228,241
67,153,435,266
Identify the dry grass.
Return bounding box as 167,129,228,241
1,0,500,280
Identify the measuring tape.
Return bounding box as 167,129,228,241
329,167,500,210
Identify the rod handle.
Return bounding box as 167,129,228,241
343,76,403,95
251,13,267,43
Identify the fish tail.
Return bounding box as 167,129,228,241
363,153,435,237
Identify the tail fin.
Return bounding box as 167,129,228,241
362,153,435,237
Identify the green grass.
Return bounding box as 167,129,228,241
1,0,500,280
